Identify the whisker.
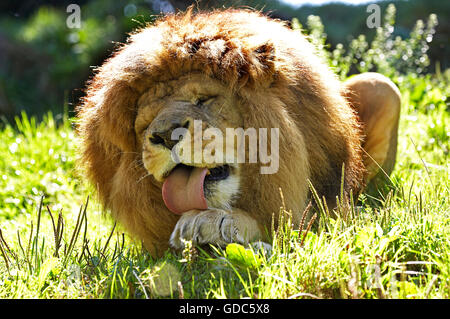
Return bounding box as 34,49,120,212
137,173,152,184
131,159,145,172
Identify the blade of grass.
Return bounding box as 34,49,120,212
101,222,116,262
409,136,435,196
300,213,317,247
0,237,10,274
33,196,44,270
64,196,89,267
46,205,60,257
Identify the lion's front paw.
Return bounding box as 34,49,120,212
169,209,245,249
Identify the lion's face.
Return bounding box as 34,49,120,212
135,74,244,214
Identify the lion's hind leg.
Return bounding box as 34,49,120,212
344,72,401,187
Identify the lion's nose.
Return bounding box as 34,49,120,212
149,119,190,150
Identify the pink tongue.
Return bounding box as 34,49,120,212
162,166,209,214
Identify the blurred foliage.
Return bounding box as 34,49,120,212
0,0,448,118
280,0,449,70
0,0,156,118
297,4,434,77
296,4,448,116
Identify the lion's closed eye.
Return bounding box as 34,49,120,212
192,96,217,107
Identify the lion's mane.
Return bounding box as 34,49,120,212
77,9,365,255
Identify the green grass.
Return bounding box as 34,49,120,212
0,74,449,299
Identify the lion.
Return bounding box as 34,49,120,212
76,9,401,256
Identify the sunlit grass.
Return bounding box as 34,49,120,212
0,74,449,298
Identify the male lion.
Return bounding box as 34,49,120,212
77,9,401,256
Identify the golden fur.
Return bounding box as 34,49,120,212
76,9,399,256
